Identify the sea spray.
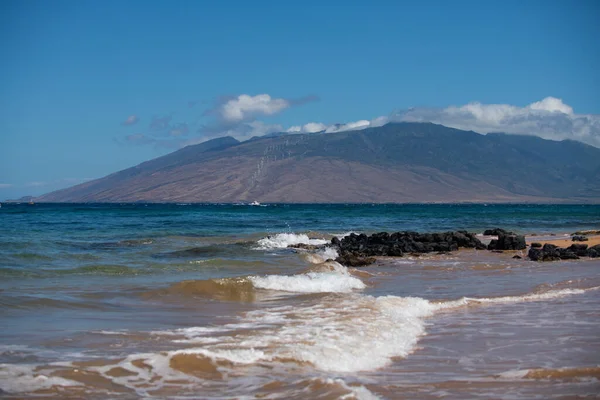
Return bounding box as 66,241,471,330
255,233,328,250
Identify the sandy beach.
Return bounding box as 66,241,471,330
526,234,600,248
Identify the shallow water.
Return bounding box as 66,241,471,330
1,203,599,399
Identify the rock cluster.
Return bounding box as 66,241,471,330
571,235,588,242
332,231,486,266
483,228,515,236
487,233,526,250
528,243,600,261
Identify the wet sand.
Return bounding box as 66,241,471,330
527,234,600,248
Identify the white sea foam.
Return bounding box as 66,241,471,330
249,262,364,294
303,248,339,265
0,364,82,393
91,352,181,396
4,279,597,395
0,344,31,354
317,377,381,400
317,246,339,261
163,286,600,374
497,369,530,379
250,271,365,293
433,287,599,311
255,233,328,250
176,348,269,364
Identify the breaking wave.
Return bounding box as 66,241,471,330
249,270,365,293
146,261,364,300
2,266,598,396
0,364,82,393
143,277,257,302
255,233,328,250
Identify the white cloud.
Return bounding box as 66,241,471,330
271,97,599,148
149,95,600,150
221,94,290,122
0,183,13,189
370,116,390,127
395,97,600,147
325,120,370,133
303,122,327,133
529,97,573,114
121,115,139,126
286,117,388,135
287,122,327,133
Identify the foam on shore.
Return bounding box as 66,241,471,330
249,270,365,293
2,270,598,395
255,233,328,250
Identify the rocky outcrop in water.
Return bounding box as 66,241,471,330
332,231,486,266
335,254,377,267
483,228,515,236
287,243,325,251
528,243,600,261
487,233,526,251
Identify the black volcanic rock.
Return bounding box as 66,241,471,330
487,234,526,250
483,228,515,236
568,244,589,256
528,243,600,261
588,244,600,258
336,253,377,267
528,244,561,261
333,230,485,266
288,243,325,251
571,235,589,242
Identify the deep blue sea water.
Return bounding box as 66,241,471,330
2,202,600,239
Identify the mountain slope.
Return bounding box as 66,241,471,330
37,123,600,203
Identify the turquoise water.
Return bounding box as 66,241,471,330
1,203,598,280
1,203,599,398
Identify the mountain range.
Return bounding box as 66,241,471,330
36,123,600,203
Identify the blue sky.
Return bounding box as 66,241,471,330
1,0,599,199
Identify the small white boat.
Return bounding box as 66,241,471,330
249,201,261,206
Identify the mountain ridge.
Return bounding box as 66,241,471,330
36,122,600,203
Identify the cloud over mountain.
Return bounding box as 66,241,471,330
118,95,600,149
294,97,600,148
395,97,600,147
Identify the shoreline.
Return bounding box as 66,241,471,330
326,230,600,266
526,234,600,248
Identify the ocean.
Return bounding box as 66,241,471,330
1,203,599,399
